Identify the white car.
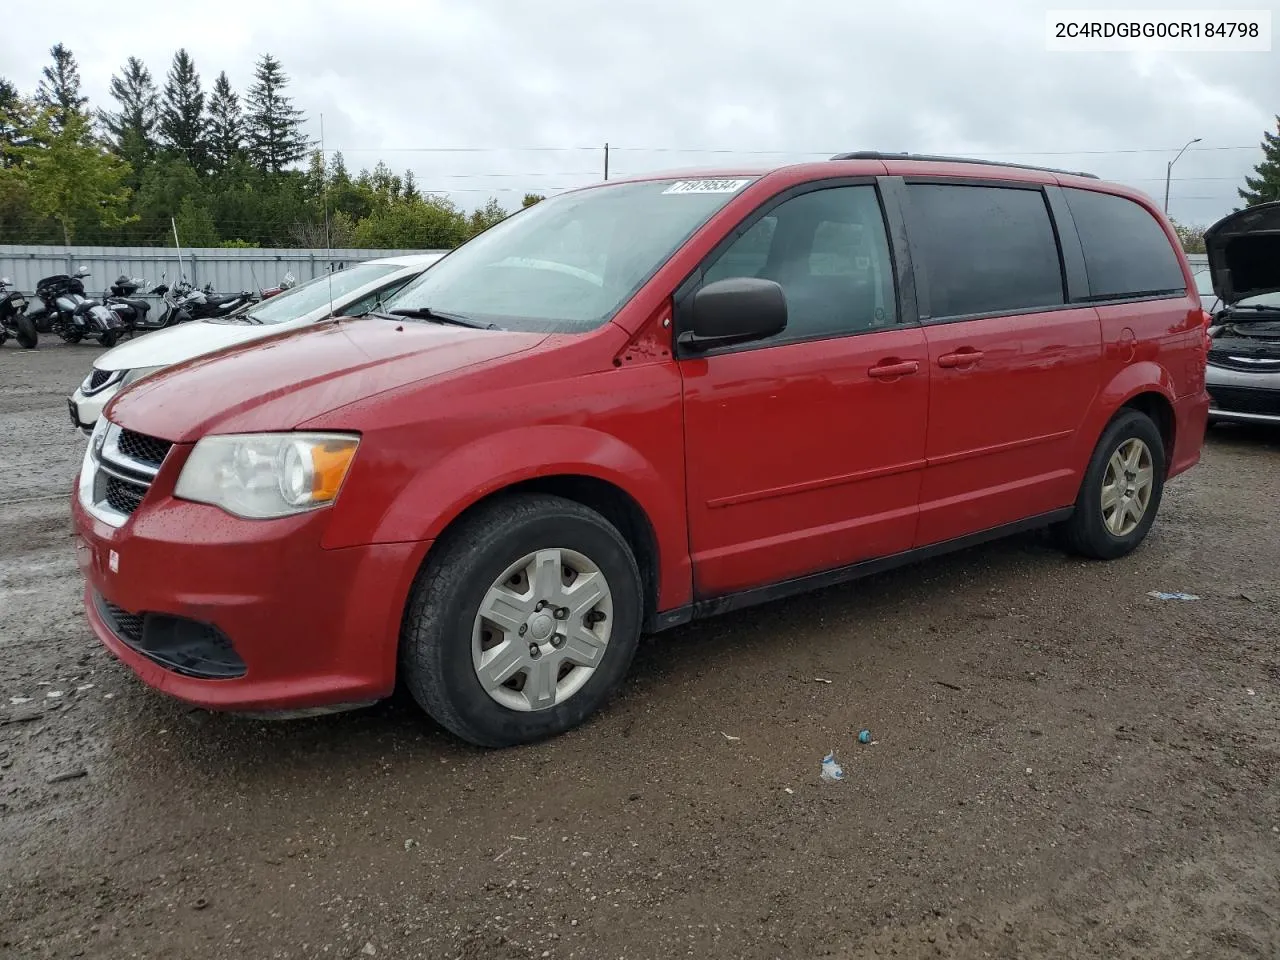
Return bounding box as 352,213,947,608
68,253,443,432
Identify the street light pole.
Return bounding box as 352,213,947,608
1164,137,1202,213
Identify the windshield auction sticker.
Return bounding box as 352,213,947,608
663,179,753,195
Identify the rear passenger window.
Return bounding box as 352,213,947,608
700,185,897,342
1063,188,1186,300
908,184,1064,319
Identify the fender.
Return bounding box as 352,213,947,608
323,424,694,612
1069,360,1177,477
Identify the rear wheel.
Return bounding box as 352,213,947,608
1057,409,1166,560
59,329,82,344
400,494,643,747
15,315,38,349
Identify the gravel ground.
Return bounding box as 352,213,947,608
1,343,1278,960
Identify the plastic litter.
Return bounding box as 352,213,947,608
820,752,845,783
813,677,833,684
1147,591,1200,601
719,732,741,741
858,729,872,744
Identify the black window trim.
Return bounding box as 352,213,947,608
1058,185,1189,305
672,176,913,360
897,177,1075,327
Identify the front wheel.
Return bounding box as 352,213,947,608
100,330,119,349
15,315,37,348
1057,409,1166,560
59,328,82,344
400,494,643,747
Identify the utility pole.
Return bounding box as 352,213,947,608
1164,136,1201,213
604,142,609,181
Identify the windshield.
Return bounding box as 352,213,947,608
242,263,400,325
384,178,755,332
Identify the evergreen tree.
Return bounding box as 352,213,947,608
245,54,308,173
207,71,243,172
402,169,421,201
35,44,87,131
0,78,29,163
1238,116,1280,207
159,49,207,170
100,57,159,175
521,193,545,208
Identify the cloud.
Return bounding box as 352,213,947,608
2,0,1275,223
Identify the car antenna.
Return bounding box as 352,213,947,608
171,216,185,288
321,113,335,320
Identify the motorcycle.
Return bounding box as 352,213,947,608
102,274,159,334
258,271,297,300
23,266,119,345
0,277,37,348
182,281,257,320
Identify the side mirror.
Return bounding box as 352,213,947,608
678,277,787,352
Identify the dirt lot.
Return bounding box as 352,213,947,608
1,343,1277,960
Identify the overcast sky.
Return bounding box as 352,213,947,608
3,0,1276,226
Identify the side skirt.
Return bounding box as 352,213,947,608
646,508,1074,633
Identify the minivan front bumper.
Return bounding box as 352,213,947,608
1205,362,1280,424
73,475,429,713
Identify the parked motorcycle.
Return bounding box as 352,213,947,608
182,282,256,320
259,272,297,300
0,277,38,348
102,274,157,334
23,266,119,346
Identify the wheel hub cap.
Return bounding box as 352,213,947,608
1101,438,1154,537
472,548,614,713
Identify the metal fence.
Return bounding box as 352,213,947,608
0,245,445,305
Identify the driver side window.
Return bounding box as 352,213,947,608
345,278,412,317
699,185,897,345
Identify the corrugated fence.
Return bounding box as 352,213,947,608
0,246,445,307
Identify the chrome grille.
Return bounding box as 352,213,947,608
88,369,111,390
80,421,172,527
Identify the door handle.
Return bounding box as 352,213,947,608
937,348,984,369
867,359,920,379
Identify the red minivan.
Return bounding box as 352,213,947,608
73,154,1209,746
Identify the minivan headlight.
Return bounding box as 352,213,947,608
174,432,360,519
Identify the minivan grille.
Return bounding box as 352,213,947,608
116,429,172,469
1207,385,1280,416
82,422,172,526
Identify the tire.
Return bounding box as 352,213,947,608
100,330,119,349
60,330,82,344
15,315,37,348
1057,409,1166,560
400,493,644,747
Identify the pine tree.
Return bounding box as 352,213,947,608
0,78,27,163
35,44,87,131
245,54,308,173
207,71,244,171
100,57,159,174
402,169,421,202
1238,117,1280,207
159,49,207,170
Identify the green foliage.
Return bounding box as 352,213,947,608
246,54,308,174
159,50,207,171
35,44,87,132
218,238,259,248
3,48,539,251
207,72,243,171
522,193,545,208
1170,219,1206,254
1238,116,1280,207
175,196,219,246
353,197,469,248
13,107,134,244
100,57,158,183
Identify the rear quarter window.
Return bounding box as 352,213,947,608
1063,188,1186,300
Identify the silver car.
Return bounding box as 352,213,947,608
1203,203,1280,426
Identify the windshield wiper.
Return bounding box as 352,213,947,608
387,306,501,330
240,312,265,324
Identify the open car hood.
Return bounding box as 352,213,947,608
1204,201,1280,306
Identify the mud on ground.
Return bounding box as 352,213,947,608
2,344,1278,959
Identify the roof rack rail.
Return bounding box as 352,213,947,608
830,151,1100,180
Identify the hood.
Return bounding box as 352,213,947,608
96,317,299,371
106,316,548,442
1204,202,1280,306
